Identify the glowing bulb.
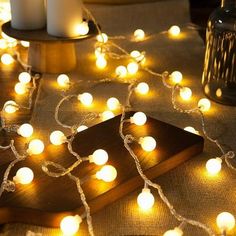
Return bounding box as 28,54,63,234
21,41,30,47
89,149,109,165
57,74,70,87
137,188,155,210
96,56,107,69
127,62,139,75
180,87,192,100
206,158,222,175
17,124,34,138
198,98,211,112
168,25,181,37
115,65,127,78
96,165,117,182
76,21,89,35
101,111,115,121
28,139,44,155
130,50,145,62
4,100,18,114
163,228,183,236
50,131,66,146
139,136,156,152
184,126,199,135
217,212,235,232
18,72,31,84
1,53,14,65
78,92,93,106
60,215,82,236
134,29,145,41
171,71,183,84
135,82,150,95
0,39,7,49
96,33,108,43
15,82,27,95
95,47,104,58
107,97,120,111
77,125,88,132
130,112,147,126
13,167,34,185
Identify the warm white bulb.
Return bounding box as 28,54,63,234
21,41,30,47
78,92,93,106
107,97,120,111
171,71,183,84
76,21,89,35
13,167,34,185
217,212,235,232
28,139,44,155
4,100,18,114
163,228,183,236
168,25,181,37
134,29,145,41
15,82,27,95
184,126,199,135
139,136,156,152
57,74,70,87
60,215,82,236
18,72,31,84
206,158,222,175
96,165,117,182
96,33,108,43
89,149,109,165
137,188,155,210
198,98,211,112
130,112,147,126
95,47,104,58
77,125,88,132
1,53,14,65
96,56,107,69
0,39,7,49
180,87,192,100
17,124,34,138
115,65,127,78
50,131,66,146
127,62,139,75
135,82,150,95
101,111,115,121
130,50,145,62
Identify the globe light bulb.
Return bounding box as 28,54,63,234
78,92,93,106
135,82,150,95
13,167,34,185
217,212,235,232
168,25,181,37
14,82,27,95
198,98,211,112
171,71,183,84
137,188,155,210
179,87,192,100
96,33,108,43
130,50,145,62
139,136,156,152
127,62,139,75
89,149,109,165
21,41,30,47
77,125,88,133
134,29,145,41
28,139,44,155
130,112,147,126
101,111,115,121
18,72,31,84
60,215,82,236
95,47,104,58
96,56,107,69
96,165,117,182
1,53,14,65
184,126,199,135
0,39,7,49
75,21,89,35
107,97,120,111
115,65,127,78
4,100,18,114
57,74,70,87
17,123,34,138
206,158,222,175
163,228,183,236
50,131,66,146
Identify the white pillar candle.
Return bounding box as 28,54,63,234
47,0,83,38
10,0,46,30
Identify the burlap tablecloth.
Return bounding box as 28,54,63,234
1,1,236,235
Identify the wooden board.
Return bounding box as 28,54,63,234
0,112,204,227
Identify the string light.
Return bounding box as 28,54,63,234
76,21,89,36
17,124,34,138
96,165,117,182
127,62,139,75
1,53,14,65
216,212,235,232
78,92,93,106
170,71,183,84
101,110,115,121
198,98,211,112
180,87,192,100
57,74,70,87
14,82,27,95
13,167,34,185
168,25,181,37
184,126,199,135
27,139,45,155
106,97,120,111
89,149,109,165
139,136,157,152
163,228,183,236
50,131,66,146
95,47,104,58
130,112,147,126
77,125,88,132
18,72,31,84
20,41,30,47
135,82,149,95
96,55,107,69
115,65,127,78
0,39,7,49
206,158,222,175
60,215,82,236
96,33,108,43
134,29,145,41
130,50,145,62
137,188,155,210
4,100,18,114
